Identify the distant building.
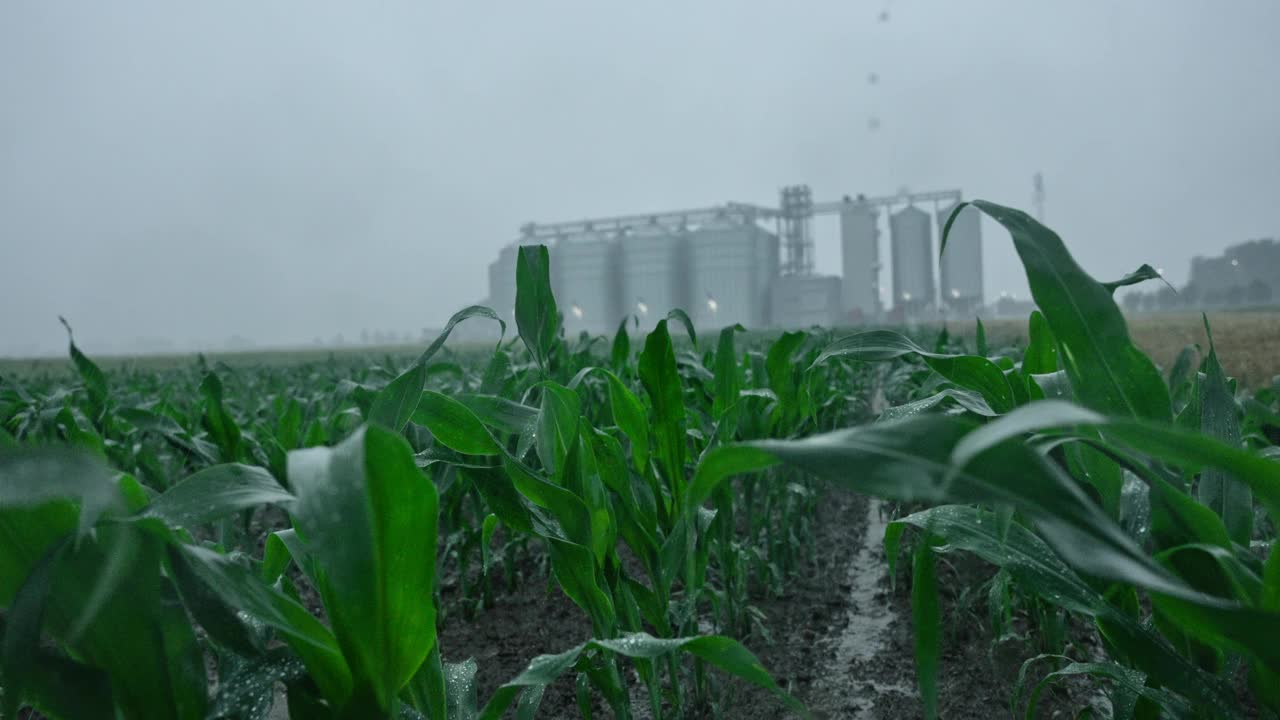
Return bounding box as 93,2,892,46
1186,238,1280,307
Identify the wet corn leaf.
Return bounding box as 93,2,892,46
943,201,1170,422
288,424,438,713
143,463,293,527
413,390,501,455
370,305,504,433
1014,655,1193,720
911,540,940,720
1101,264,1168,295
516,245,559,370
1196,317,1251,544
477,633,807,719
812,330,1016,413
1022,310,1058,375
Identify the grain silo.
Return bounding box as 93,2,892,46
936,202,983,312
839,200,881,322
890,205,935,313
619,224,688,329
688,217,773,329
555,232,621,336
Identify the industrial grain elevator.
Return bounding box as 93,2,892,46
619,223,688,330
554,231,621,336
839,199,882,322
890,205,935,314
937,202,983,313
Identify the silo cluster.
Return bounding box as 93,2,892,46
484,185,982,334
488,215,778,335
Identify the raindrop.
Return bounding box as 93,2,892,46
867,116,881,131
868,72,879,85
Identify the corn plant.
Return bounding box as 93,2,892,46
692,200,1280,719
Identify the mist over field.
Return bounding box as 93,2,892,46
3,2,1279,356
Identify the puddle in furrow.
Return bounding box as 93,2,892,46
815,495,914,717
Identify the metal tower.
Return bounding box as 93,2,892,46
780,185,815,275
1032,172,1045,222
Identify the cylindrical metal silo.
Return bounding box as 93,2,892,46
890,205,935,314
487,244,520,324
555,231,622,337
840,201,881,322
620,224,688,329
936,202,983,312
688,218,770,329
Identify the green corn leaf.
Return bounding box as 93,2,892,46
2,538,66,719
277,399,303,450
638,320,688,494
712,324,746,425
546,536,616,636
481,514,499,575
261,530,294,584
877,388,996,423
701,408,1280,673
812,330,1016,413
174,544,352,707
58,316,109,422
166,545,265,658
1022,310,1058,375
533,381,581,476
888,506,1241,713
477,633,807,720
207,649,306,720
767,331,808,424
445,658,479,720
143,463,293,527
403,643,447,720
515,245,560,370
463,466,535,536
370,305,504,433
158,581,208,720
1101,264,1169,295
5,647,116,720
912,539,940,720
567,367,650,473
665,308,698,349
1196,317,1251,545
288,424,438,713
1149,476,1232,552
1168,344,1199,394
455,393,538,437
975,316,988,357
942,200,1170,422
1016,656,1192,720
1155,543,1263,604
200,371,242,462
412,391,501,455
0,446,119,538
610,316,631,369
369,361,429,433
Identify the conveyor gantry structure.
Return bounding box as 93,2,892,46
518,202,780,240
777,185,963,277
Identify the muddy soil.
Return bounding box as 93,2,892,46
436,487,1089,719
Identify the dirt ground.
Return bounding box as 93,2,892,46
436,489,1088,719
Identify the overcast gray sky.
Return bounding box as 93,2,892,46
2,1,1278,356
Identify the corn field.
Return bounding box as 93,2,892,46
1,200,1278,719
